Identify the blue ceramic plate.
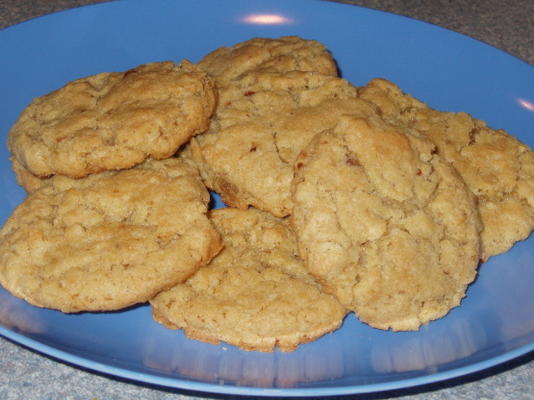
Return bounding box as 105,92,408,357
0,0,533,396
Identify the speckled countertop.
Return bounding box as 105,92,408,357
1,1,533,399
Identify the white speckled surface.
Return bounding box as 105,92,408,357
0,1,533,399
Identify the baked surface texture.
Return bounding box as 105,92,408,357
197,36,338,83
291,115,482,331
8,61,216,179
189,70,376,216
11,157,47,193
358,78,534,260
150,208,346,352
0,158,222,312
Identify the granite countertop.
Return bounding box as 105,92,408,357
1,1,533,399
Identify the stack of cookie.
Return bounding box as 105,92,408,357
0,60,223,313
0,36,532,352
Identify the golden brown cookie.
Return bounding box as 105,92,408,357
8,61,216,179
0,158,222,312
150,208,346,352
197,36,338,83
291,115,481,331
359,78,534,259
188,70,376,216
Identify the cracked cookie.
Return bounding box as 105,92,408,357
8,61,216,179
0,158,222,312
150,207,346,352
188,70,376,216
358,78,534,259
197,36,338,83
291,115,482,331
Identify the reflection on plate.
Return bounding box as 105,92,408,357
0,0,533,396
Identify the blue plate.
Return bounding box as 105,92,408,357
0,0,533,396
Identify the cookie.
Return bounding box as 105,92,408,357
150,208,346,352
359,78,534,259
8,61,216,179
188,70,376,216
0,158,222,312
291,115,481,331
197,36,338,83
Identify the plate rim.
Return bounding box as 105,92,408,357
1,325,533,396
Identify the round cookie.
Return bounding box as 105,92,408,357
8,61,216,179
197,36,338,83
188,70,376,216
291,115,482,331
0,158,222,312
358,78,534,260
150,208,346,352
